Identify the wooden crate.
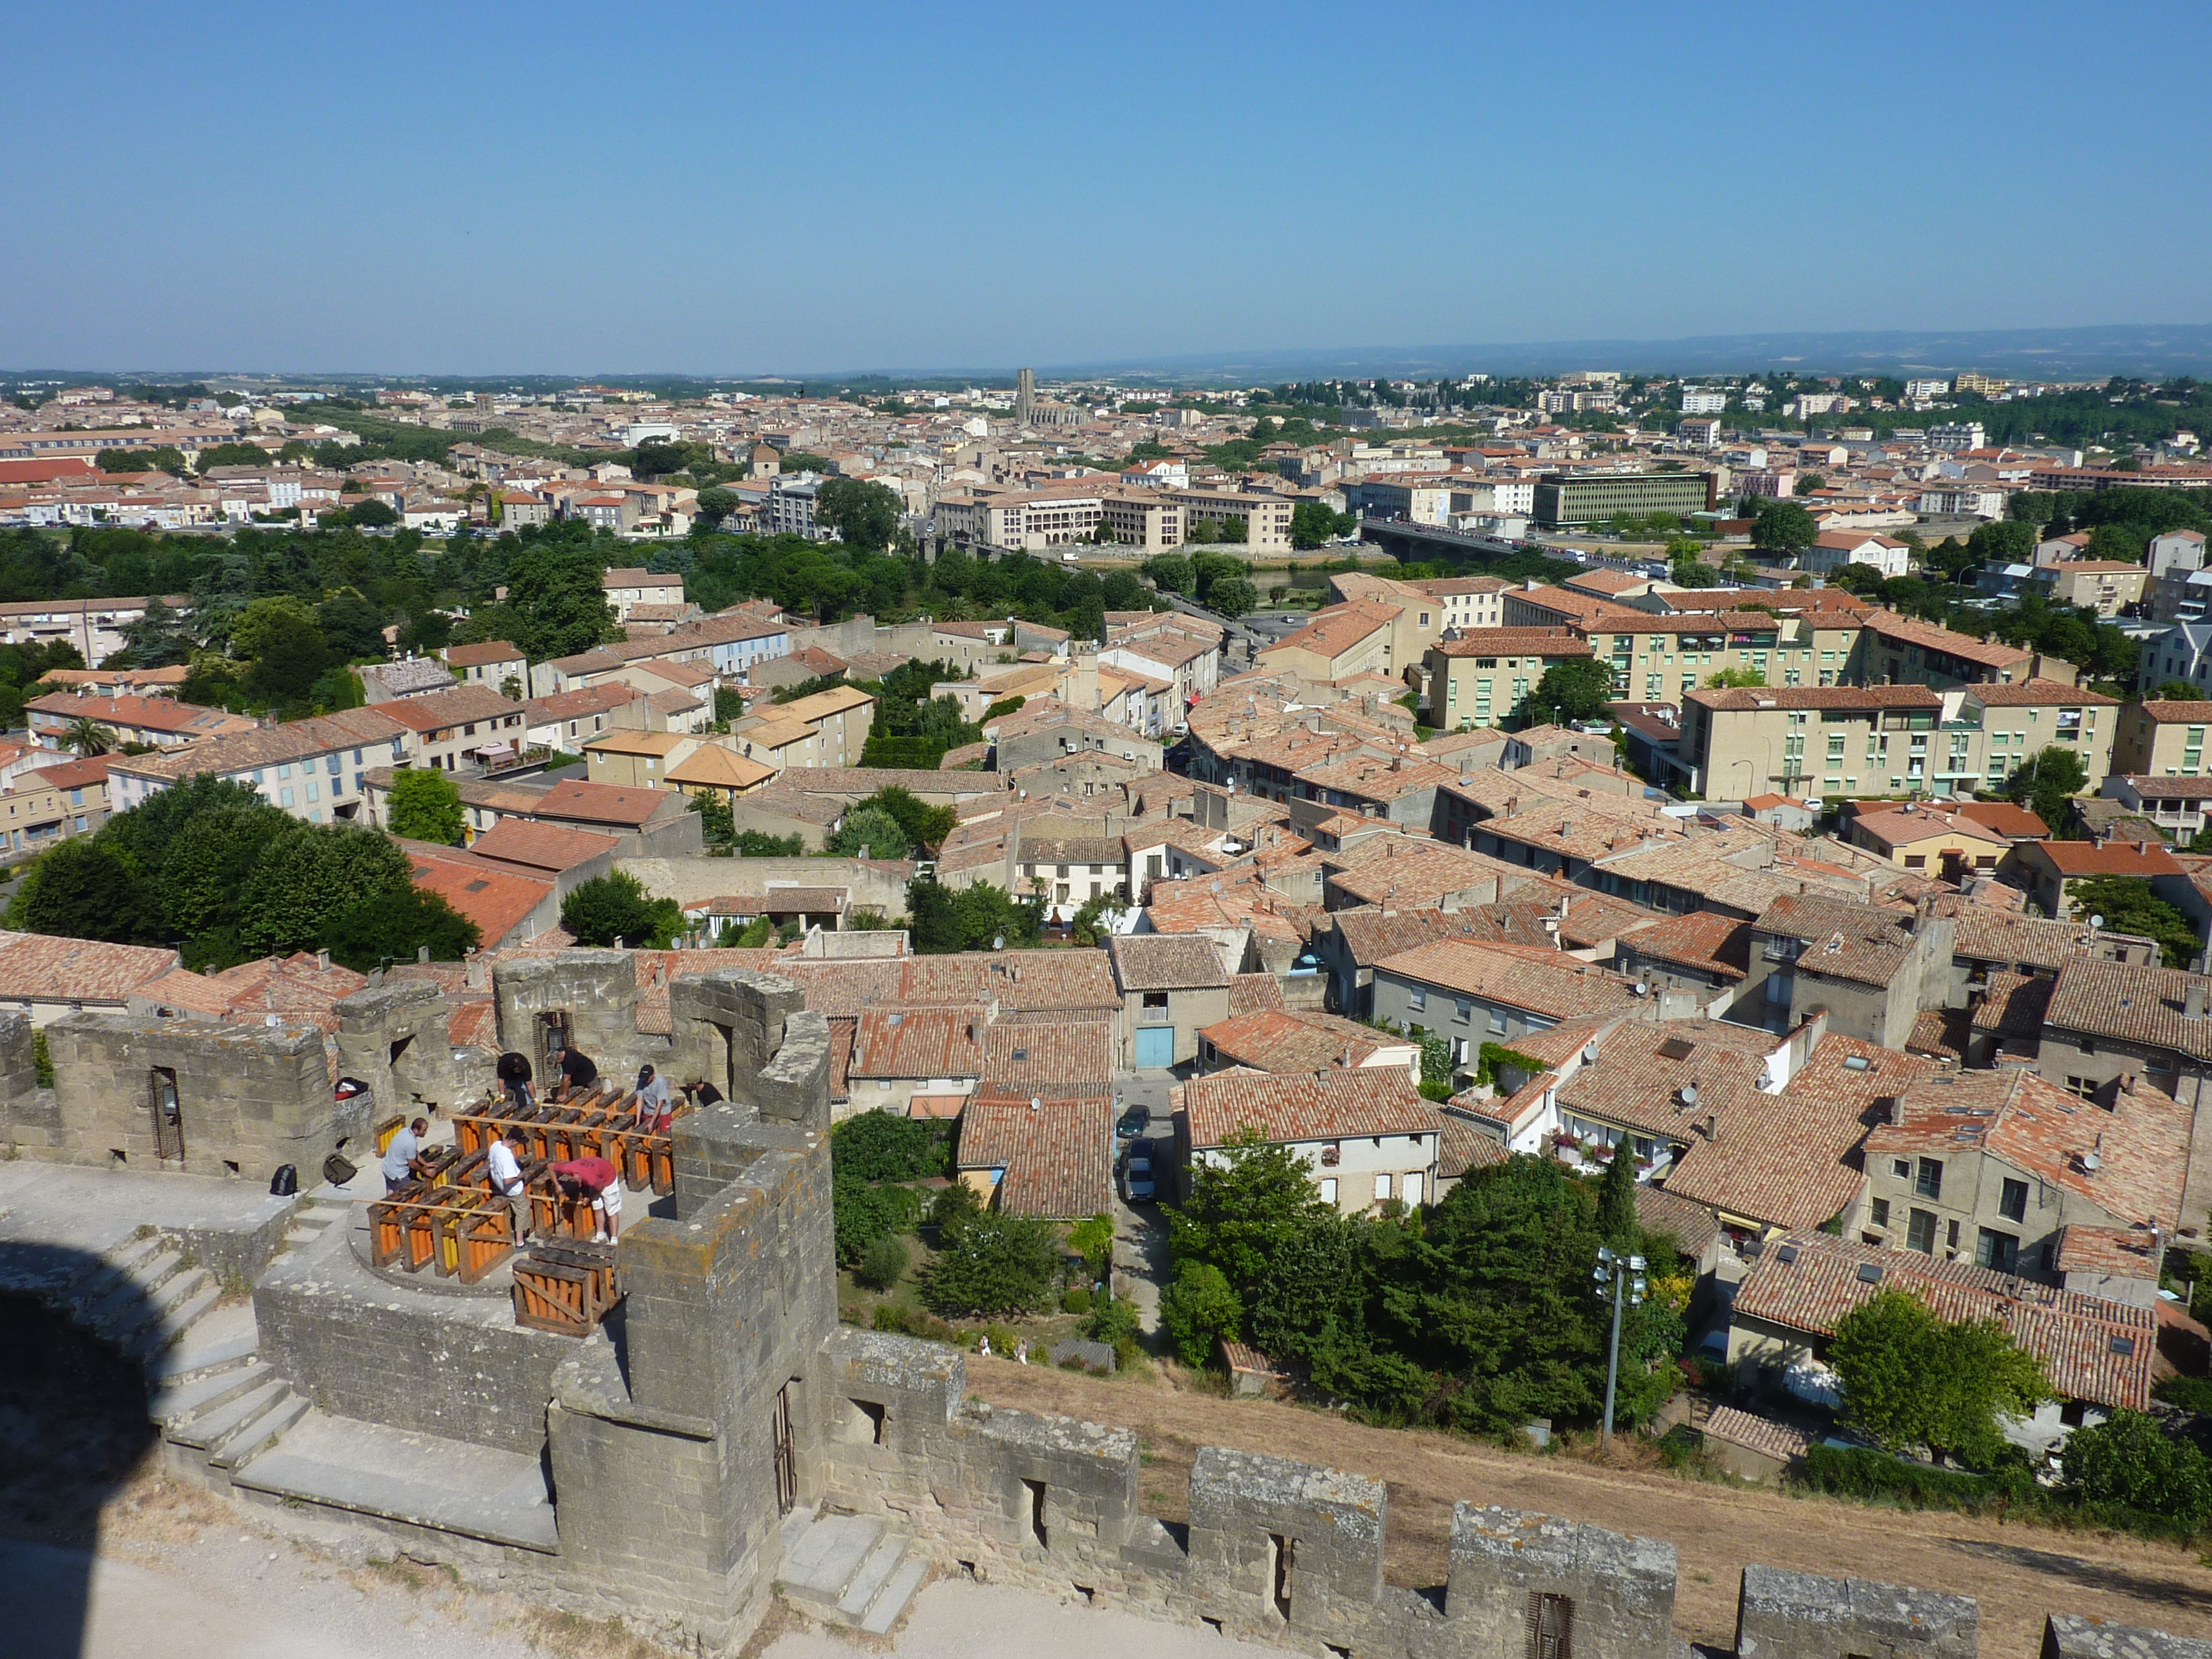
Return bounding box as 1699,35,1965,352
458,1200,515,1284
369,1195,411,1268
512,1260,594,1334
373,1114,407,1157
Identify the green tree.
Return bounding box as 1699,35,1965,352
1170,1131,1332,1304
905,878,1041,954
321,886,481,971
317,593,391,662
689,790,736,846
1596,1144,1638,1244
832,1111,948,1182
236,822,415,956
1521,658,1617,725
2063,1409,2212,1524
2154,681,2207,702
918,1212,1061,1317
1704,666,1768,689
387,767,466,844
1209,577,1259,618
1140,553,1193,595
1828,1289,2048,1466
63,716,118,756
1290,500,1354,549
7,840,150,943
503,543,617,660
345,499,399,528
857,1232,910,1293
732,828,805,857
1795,474,1826,495
826,804,913,862
815,478,904,554
1159,1259,1244,1366
1966,520,2036,569
229,594,320,659
1751,501,1818,557
2002,745,2089,840
694,486,738,531
2068,876,2202,967
559,870,685,948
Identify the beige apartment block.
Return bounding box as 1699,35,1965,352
2040,560,2148,618
1166,488,1295,551
1964,680,2117,796
2111,699,2212,777
1423,629,1593,730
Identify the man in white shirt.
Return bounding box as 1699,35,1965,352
486,1129,531,1244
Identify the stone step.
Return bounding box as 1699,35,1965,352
780,1514,887,1608
126,1280,221,1360
97,1264,209,1347
778,1503,819,1564
837,1533,910,1621
76,1250,179,1327
173,1378,292,1452
153,1359,273,1430
859,1553,930,1636
152,1300,260,1384
210,1389,309,1471
231,1409,558,1552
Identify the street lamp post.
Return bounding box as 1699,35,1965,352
1592,1246,1646,1449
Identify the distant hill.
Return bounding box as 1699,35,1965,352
1025,323,2212,385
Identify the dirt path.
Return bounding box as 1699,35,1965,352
969,1358,2212,1658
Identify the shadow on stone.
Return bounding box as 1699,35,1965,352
0,1245,161,1659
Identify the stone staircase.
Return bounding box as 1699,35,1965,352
57,1230,223,1365
776,1506,930,1635
277,1192,344,1258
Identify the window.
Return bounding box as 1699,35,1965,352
1914,1158,1942,1200
1976,1228,2019,1274
1141,991,1168,1011
1946,1218,1960,1250
1375,1173,1392,1203
1487,1008,1506,1033
1404,1171,1423,1207
1319,1177,1338,1205
1906,1208,1937,1254
1891,1158,1911,1178
1455,999,1472,1024
1408,988,1427,1011
1999,1178,2028,1222
1869,1198,1889,1229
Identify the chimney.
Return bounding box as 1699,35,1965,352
2188,982,2207,1021
465,948,486,991
315,948,330,971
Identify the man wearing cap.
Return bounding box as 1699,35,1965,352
552,1155,622,1243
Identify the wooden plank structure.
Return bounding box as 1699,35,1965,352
513,1239,621,1336
359,1081,662,1329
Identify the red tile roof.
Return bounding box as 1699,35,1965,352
1178,1068,1436,1150
466,818,620,873
958,1091,1115,1218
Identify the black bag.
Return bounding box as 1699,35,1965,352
321,1152,358,1187
270,1164,300,1197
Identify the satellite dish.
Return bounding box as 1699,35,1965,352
2090,914,2105,928
1680,1084,1699,1107
993,934,1005,951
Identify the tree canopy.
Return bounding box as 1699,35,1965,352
1829,1289,2048,1467
387,767,465,845
559,870,685,949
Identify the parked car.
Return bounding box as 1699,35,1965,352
1122,1144,1156,1202
1117,1104,1150,1139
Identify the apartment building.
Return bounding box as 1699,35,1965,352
1417,574,1508,631
2039,560,2148,618
0,596,188,668
0,755,110,857
109,707,414,823
1965,680,2118,794
1851,611,2056,689
1424,629,1594,731
441,640,529,695
1580,609,1855,704
731,684,876,773
2112,699,2212,777
375,684,531,773
602,568,686,621
1165,487,1295,551
1680,683,1945,797
24,691,256,752
1530,471,1714,526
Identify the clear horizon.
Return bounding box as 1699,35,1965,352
5,1,2209,377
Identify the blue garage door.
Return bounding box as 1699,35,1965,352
1134,1025,1175,1068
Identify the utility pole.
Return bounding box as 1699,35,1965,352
1592,1245,1646,1449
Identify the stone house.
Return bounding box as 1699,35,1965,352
1108,933,1233,1070
1174,1068,1438,1213
1735,892,1952,1048
1367,937,1647,1074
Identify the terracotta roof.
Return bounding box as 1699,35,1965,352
1849,806,2012,854
1433,628,1594,659
1375,939,1646,1022
1751,893,1917,988
0,931,178,1002
1108,933,1231,992
1621,910,1752,981
1666,1034,1932,1231
400,841,554,948
850,1006,986,1079
2025,840,2182,879
982,1011,1114,1093
1966,679,2119,708
1686,684,1943,713
1179,1068,1436,1150
1861,610,2037,669
1731,1230,2153,1411
1971,971,2052,1039
443,640,524,668
2135,700,2212,723
1701,1407,1814,1465
465,819,619,873
1435,1107,1508,1180
22,692,254,737
21,755,112,791
1553,1018,1775,1142
2054,1224,2159,1281
1952,801,2049,839
1948,905,2106,970
957,1091,1115,1218
1198,1008,1404,1074
1872,1067,2190,1229
1228,973,1285,1016
532,778,675,828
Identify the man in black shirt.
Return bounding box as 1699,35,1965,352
554,1044,599,1096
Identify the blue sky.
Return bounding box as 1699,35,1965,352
4,1,2208,376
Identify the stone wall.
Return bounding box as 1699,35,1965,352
335,980,454,1116
1738,1566,1977,1659
33,1012,355,1186
493,951,653,1080
2043,1614,2212,1659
